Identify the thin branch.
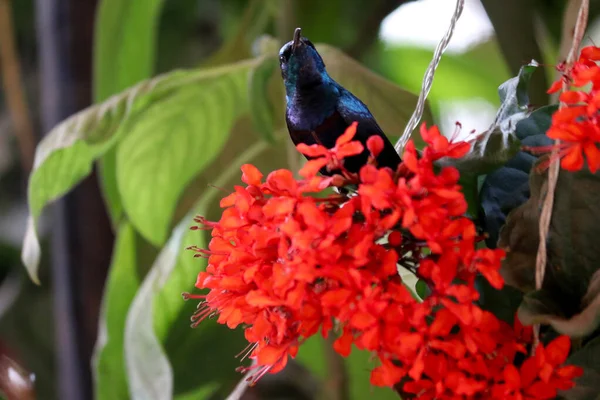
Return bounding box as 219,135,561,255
394,0,464,154
533,0,589,350
323,334,350,400
0,0,36,172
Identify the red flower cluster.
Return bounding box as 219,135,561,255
546,46,600,172
187,123,581,398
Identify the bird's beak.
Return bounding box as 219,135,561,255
292,27,302,51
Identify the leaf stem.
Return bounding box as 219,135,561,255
323,335,350,400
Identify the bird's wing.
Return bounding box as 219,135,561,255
335,86,401,171
334,87,386,138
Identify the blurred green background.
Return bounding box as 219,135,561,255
0,0,598,399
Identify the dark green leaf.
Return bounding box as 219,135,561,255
415,279,430,300
479,105,554,247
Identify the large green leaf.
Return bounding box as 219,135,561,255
116,64,253,246
93,221,139,400
124,142,268,399
21,59,260,283
94,0,166,224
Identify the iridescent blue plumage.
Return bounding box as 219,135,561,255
279,28,401,174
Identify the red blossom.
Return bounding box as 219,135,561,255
186,122,580,397
540,45,600,172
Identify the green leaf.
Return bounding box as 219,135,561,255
415,279,431,300
93,221,139,399
124,142,268,399
93,0,165,102
98,148,124,226
116,64,254,246
248,55,279,143
21,59,260,282
316,44,432,148
94,0,166,224
479,105,555,247
296,335,398,400
500,165,600,337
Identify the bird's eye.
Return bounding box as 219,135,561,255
280,47,292,63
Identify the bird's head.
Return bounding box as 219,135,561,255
279,28,327,93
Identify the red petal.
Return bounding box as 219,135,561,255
256,344,287,365
524,381,556,399
367,135,384,158
547,79,563,94
583,142,600,173
561,145,584,171
503,364,521,389
581,46,600,61
296,143,328,157
241,164,263,186
299,158,328,178
545,335,571,366
337,141,364,158
336,121,358,146
559,90,586,104
333,329,353,357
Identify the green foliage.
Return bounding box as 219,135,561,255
116,64,253,246
22,1,431,395
93,0,166,102
94,0,166,225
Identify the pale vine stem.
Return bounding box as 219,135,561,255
0,0,36,172
394,0,465,154
533,0,589,350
